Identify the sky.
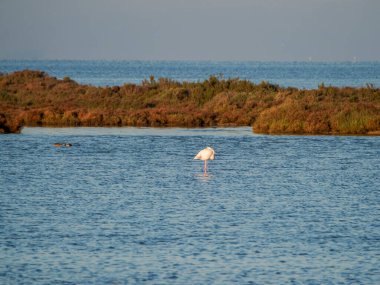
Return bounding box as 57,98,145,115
0,0,379,61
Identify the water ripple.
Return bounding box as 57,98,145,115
1,127,379,284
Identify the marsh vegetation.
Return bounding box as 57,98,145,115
1,70,379,135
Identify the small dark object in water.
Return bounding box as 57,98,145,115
53,143,72,147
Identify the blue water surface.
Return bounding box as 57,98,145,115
1,127,379,284
1,60,380,89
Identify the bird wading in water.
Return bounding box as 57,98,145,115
194,147,215,174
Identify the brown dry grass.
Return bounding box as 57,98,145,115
1,70,379,135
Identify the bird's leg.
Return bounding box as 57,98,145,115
204,160,207,174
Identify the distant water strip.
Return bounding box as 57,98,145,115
1,60,379,88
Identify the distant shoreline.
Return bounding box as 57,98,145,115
1,70,379,135
19,126,380,137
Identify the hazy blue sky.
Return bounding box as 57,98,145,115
1,0,379,61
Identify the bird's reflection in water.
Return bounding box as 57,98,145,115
194,172,214,182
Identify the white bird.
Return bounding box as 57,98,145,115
194,147,215,174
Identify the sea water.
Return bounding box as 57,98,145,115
0,127,379,284
1,60,380,89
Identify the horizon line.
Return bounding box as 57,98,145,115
1,58,379,63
